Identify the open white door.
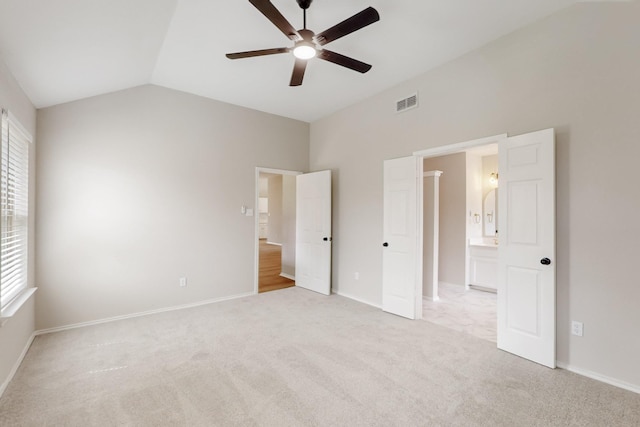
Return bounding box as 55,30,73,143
382,156,423,319
295,170,332,295
497,128,556,368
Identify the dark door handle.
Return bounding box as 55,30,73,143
383,242,389,247
540,258,551,265
323,237,332,241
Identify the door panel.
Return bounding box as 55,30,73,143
498,128,555,368
382,156,422,319
295,170,332,295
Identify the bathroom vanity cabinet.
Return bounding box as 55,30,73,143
468,239,498,292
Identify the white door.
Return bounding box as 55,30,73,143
295,170,332,295
382,156,423,319
497,128,556,368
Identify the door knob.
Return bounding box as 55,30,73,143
540,257,551,265
323,237,332,241
383,242,389,247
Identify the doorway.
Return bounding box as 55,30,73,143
255,168,301,293
382,129,556,367
421,144,499,343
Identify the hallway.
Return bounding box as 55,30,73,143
258,239,295,293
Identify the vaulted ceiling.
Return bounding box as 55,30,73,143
0,0,616,122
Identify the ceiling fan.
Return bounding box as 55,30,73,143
226,0,380,86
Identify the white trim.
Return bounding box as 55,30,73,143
254,167,303,295
413,134,507,158
469,284,497,293
0,288,37,326
556,362,640,395
0,332,35,399
423,295,440,302
35,292,254,336
333,290,382,309
439,281,465,290
279,272,295,281
266,241,282,246
423,170,443,178
256,167,302,177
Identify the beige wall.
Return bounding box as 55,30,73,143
466,153,483,241
0,59,37,393
267,175,283,244
36,84,309,330
423,154,467,286
310,3,640,389
482,155,499,236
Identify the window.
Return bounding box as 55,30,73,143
0,110,30,313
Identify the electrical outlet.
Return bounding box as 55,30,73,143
179,277,187,287
571,320,583,337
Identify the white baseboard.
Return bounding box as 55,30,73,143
35,292,254,336
265,241,282,246
0,332,35,399
333,290,382,309
279,272,295,281
439,281,463,287
469,284,497,293
556,362,640,395
423,295,440,302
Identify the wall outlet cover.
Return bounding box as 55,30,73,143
571,321,583,337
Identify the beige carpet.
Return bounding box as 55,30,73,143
423,282,497,343
1,287,638,426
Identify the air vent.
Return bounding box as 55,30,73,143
396,93,418,113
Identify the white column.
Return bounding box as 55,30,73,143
423,170,442,301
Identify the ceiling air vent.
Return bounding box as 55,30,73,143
396,93,418,113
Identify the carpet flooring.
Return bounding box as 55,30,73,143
1,287,638,426
422,282,496,343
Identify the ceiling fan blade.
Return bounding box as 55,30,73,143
318,50,372,73
314,6,380,46
249,0,300,41
226,47,290,59
290,59,307,86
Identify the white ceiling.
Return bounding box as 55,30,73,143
0,0,616,122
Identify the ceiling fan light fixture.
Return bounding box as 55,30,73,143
293,42,316,59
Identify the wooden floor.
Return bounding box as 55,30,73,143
259,239,295,293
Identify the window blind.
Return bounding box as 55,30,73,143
0,110,30,311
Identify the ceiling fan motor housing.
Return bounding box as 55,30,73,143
298,28,315,41
297,0,313,10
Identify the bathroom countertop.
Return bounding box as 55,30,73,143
470,243,498,248
468,238,498,248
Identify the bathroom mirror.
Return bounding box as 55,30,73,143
484,189,497,236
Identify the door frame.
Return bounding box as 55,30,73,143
254,167,303,294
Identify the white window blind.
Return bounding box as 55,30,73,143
0,110,30,311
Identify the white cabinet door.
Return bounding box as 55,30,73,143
497,128,556,368
382,156,423,319
470,246,498,290
295,170,332,295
